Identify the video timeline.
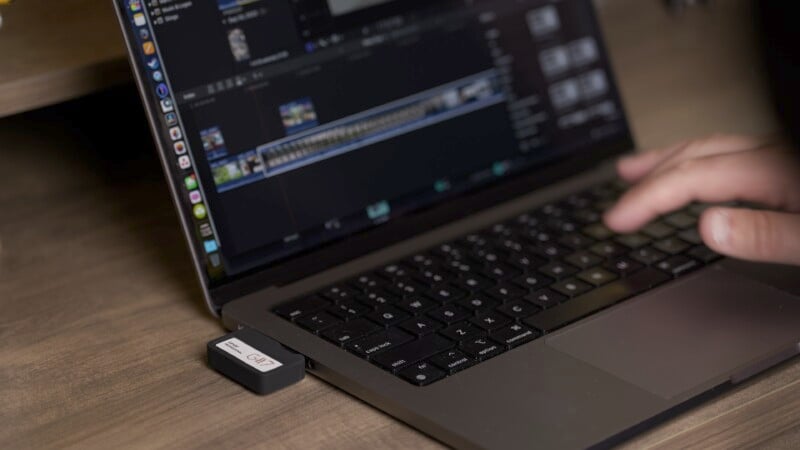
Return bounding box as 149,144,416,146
208,70,505,193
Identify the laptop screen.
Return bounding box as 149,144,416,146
118,0,629,286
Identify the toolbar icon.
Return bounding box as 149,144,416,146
160,98,174,112
169,126,183,141
178,155,192,170
156,83,169,98
146,57,160,70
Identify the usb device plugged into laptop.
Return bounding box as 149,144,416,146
208,328,305,395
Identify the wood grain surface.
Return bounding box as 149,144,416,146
0,0,130,118
2,1,798,449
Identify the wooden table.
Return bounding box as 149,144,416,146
3,1,799,448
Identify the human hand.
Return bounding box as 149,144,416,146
603,134,800,266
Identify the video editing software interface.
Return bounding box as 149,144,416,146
121,0,628,284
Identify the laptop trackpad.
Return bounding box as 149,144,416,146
547,266,800,399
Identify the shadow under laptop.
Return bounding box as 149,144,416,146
5,84,213,319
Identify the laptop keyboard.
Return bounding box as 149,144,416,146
273,181,721,386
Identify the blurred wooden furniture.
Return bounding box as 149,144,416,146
0,0,129,118
3,0,798,449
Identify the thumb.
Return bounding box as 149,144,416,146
699,207,800,266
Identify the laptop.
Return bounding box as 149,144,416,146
113,0,800,447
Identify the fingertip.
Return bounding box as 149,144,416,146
603,207,638,234
699,207,732,254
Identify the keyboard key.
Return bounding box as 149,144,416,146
558,233,594,249
678,228,703,245
642,221,675,239
483,263,522,280
653,237,691,255
577,267,618,286
572,208,601,224
426,284,467,303
372,334,455,372
296,312,342,334
428,304,470,325
274,295,329,320
380,263,414,280
688,245,722,263
540,203,566,217
533,243,571,259
539,261,579,279
396,296,438,314
430,349,477,374
664,211,697,229
511,273,554,291
485,283,527,302
590,183,621,200
564,251,603,269
514,212,541,229
492,323,540,348
497,238,525,253
614,233,652,249
328,299,370,320
604,257,644,277
347,328,414,358
415,268,451,286
525,288,566,309
656,255,701,277
321,285,360,302
399,317,443,337
456,294,500,312
350,274,387,291
687,203,710,217
368,305,410,327
629,246,667,265
432,243,463,261
551,278,593,297
469,248,504,265
457,273,494,292
506,252,545,271
589,241,628,258
471,310,512,331
564,193,593,208
497,300,541,319
582,223,614,240
462,233,489,248
525,230,554,244
524,267,670,332
321,318,381,346
548,218,579,234
386,277,426,297
488,222,514,237
460,336,506,361
441,322,485,342
404,253,438,270
357,290,399,308
593,199,616,212
448,260,479,274
399,362,446,386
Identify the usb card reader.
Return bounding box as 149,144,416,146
208,328,305,395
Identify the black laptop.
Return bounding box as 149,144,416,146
113,0,800,448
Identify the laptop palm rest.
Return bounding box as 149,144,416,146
546,266,800,399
